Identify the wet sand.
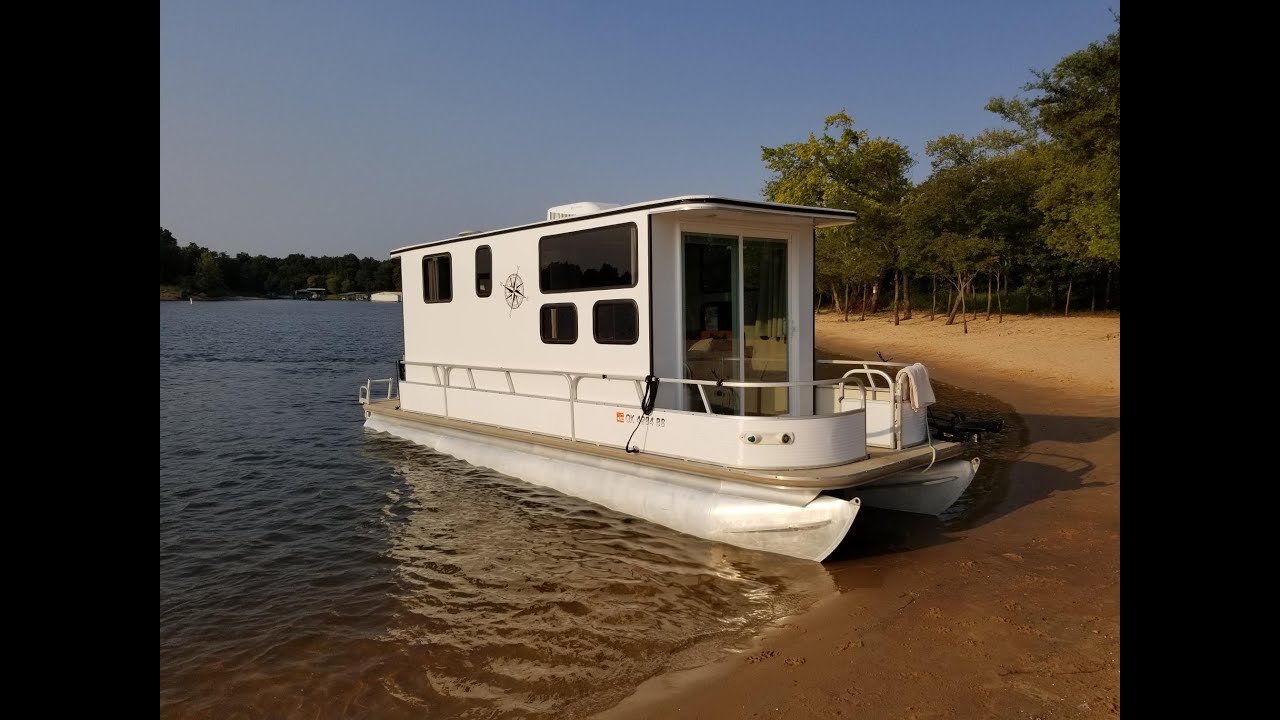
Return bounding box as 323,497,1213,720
601,311,1121,718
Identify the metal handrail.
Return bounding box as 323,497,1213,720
387,359,920,440
403,360,860,394
816,359,908,390
817,361,931,451
358,378,397,405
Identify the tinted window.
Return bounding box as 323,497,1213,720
476,246,492,297
422,253,452,303
539,223,637,293
540,304,577,344
593,300,639,345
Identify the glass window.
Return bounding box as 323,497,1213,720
422,253,452,303
540,303,577,344
539,223,637,293
476,246,492,297
593,300,639,345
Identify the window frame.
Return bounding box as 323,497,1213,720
539,303,578,345
592,299,640,345
475,245,492,297
538,222,639,294
421,252,453,304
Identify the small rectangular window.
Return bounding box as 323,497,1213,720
540,303,577,344
476,246,492,297
593,300,639,344
539,223,637,293
422,253,452,303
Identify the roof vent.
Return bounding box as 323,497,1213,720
546,201,621,221
456,230,480,236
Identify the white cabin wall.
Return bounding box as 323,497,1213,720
398,205,821,420
399,210,653,411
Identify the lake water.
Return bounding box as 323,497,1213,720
159,300,1014,719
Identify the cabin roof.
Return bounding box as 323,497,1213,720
389,195,858,256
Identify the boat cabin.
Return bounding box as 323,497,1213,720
386,196,930,471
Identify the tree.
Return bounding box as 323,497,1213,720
762,110,914,322
160,227,181,284
907,129,1043,330
192,251,228,296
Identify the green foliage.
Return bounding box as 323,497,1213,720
160,227,180,283
193,251,228,296
989,15,1120,266
762,110,914,290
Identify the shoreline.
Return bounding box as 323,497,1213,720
600,312,1121,718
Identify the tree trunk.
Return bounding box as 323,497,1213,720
904,271,913,320
961,278,969,334
931,275,937,321
892,271,901,326
860,283,867,321
843,283,851,322
1091,278,1097,313
1064,279,1073,317
997,271,1004,323
870,280,880,314
1105,267,1112,309
830,282,840,316
1049,279,1058,312
986,271,993,320
946,277,962,325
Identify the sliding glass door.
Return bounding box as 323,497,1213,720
681,232,789,416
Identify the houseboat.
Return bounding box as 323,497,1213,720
359,196,978,561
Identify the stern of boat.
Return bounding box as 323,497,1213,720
849,457,980,515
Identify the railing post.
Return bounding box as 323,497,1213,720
566,374,577,439
696,385,713,414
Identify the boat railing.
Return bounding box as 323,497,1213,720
817,359,909,387
358,378,397,405
398,360,878,416
817,360,934,450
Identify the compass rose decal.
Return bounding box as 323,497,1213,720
502,271,526,312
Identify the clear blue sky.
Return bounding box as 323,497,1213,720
160,0,1118,258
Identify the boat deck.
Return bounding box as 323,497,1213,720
363,400,967,491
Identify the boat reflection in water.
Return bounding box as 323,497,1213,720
374,437,836,717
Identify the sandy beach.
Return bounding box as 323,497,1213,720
602,311,1121,718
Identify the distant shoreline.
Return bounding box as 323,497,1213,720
160,287,399,301
160,295,269,301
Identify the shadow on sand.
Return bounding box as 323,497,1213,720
823,382,1118,562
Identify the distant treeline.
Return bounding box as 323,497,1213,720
159,227,402,297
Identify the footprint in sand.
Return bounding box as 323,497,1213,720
745,650,779,664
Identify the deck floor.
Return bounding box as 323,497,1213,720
363,400,968,491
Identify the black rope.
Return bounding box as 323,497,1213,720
626,375,660,454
